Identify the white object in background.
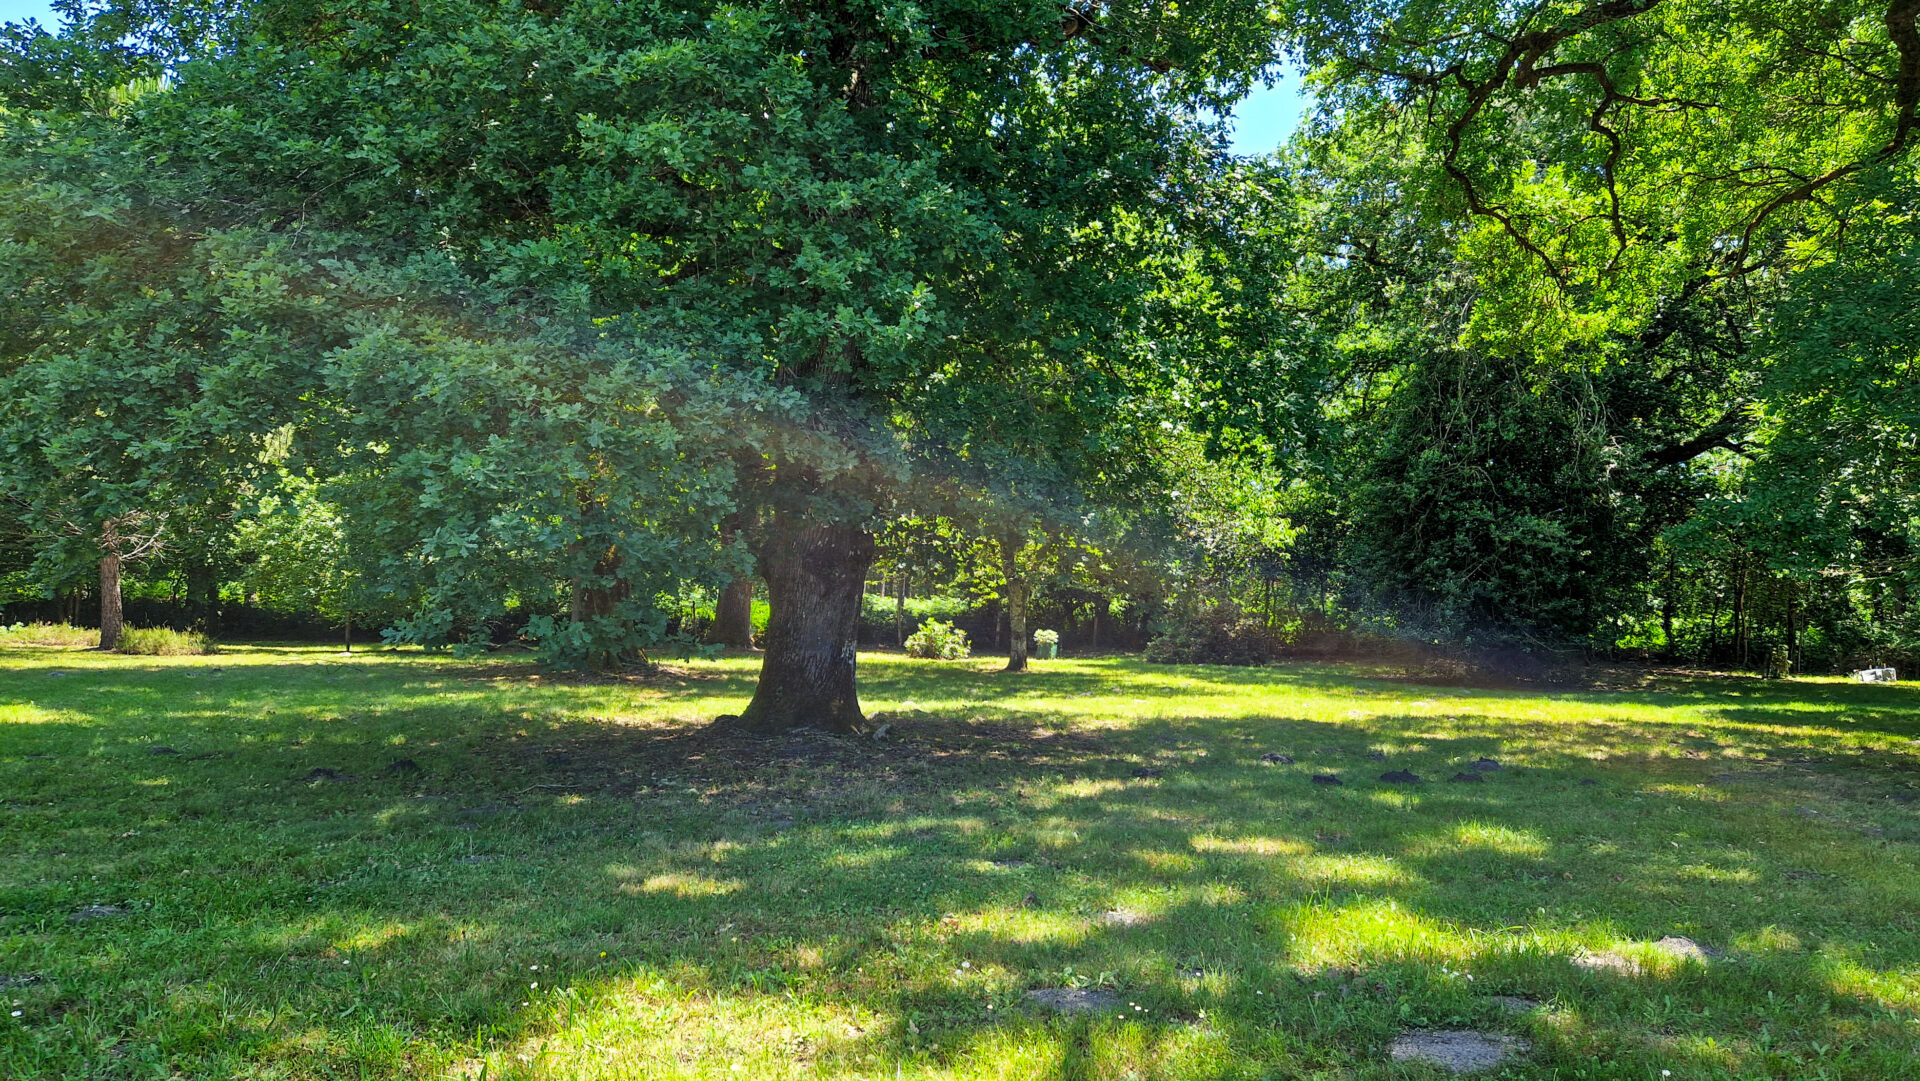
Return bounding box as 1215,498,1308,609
1853,667,1897,683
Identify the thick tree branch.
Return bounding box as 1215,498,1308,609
1642,403,1750,468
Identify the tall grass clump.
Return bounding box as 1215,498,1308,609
114,626,216,655
0,622,98,648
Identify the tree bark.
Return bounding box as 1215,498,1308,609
1786,580,1798,673
1732,557,1749,669
1001,534,1029,672
1005,577,1030,672
738,516,875,733
1660,556,1676,658
570,545,634,673
705,575,756,649
98,547,124,652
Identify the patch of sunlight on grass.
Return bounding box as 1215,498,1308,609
1284,897,1464,966
0,703,71,726
1732,925,1803,954
1054,778,1125,799
948,908,1088,945
478,976,876,1081
1189,834,1313,859
1417,821,1551,858
1675,862,1757,884
1293,853,1420,889
1197,880,1247,906
829,846,906,869
1815,946,1920,1009
337,921,417,952
1127,848,1202,875
622,872,744,898
1656,1032,1741,1070
1082,1019,1235,1080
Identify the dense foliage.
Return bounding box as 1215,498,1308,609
3,0,1919,681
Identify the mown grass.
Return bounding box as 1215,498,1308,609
1,644,1917,1080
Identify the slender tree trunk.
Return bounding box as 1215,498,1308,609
737,516,875,733
1090,595,1103,650
1660,556,1676,658
706,576,756,649
1786,581,1798,674
1705,585,1723,660
98,541,124,652
1732,557,1749,669
1001,533,1029,672
344,613,352,654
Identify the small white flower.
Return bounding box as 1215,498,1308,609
530,982,538,989
10,1010,20,1017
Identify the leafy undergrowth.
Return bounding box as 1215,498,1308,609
112,626,216,656
1,646,1917,1080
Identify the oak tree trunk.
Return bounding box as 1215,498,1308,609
705,576,756,649
1005,578,1030,672
738,516,875,733
98,551,124,652
570,546,634,672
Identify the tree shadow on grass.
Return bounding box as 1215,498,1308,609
2,647,1918,1079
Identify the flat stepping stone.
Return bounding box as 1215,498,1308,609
1389,1030,1528,1073
1259,752,1293,764
1449,771,1485,783
1129,767,1163,779
1467,758,1503,772
1490,995,1539,1013
1379,769,1423,784
1311,773,1342,786
1099,908,1151,927
146,746,179,756
1025,988,1120,1013
69,905,126,923
1653,935,1719,961
1572,948,1640,976
383,758,423,776
1574,937,1718,976
302,768,356,783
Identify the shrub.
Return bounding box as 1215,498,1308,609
904,618,971,659
1144,606,1282,666
115,626,216,656
0,622,98,648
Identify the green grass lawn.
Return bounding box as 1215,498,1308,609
2,644,1918,1080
